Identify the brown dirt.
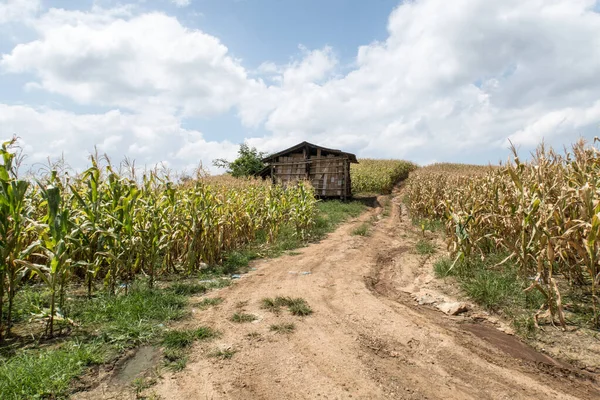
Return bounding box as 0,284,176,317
77,189,600,400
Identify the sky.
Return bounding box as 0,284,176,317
1,0,600,174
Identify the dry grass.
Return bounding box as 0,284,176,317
405,140,600,329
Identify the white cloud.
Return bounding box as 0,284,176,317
1,9,249,117
0,0,39,24
240,0,600,161
170,0,191,7
3,0,600,171
281,46,337,87
0,104,238,173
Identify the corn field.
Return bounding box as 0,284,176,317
0,139,317,339
351,159,418,194
405,140,600,329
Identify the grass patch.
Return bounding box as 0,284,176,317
163,347,188,371
312,201,366,239
72,287,188,349
351,223,370,236
382,198,392,217
169,282,208,296
261,297,281,313
433,253,545,335
167,279,230,296
162,330,196,349
230,313,257,323
413,218,444,234
161,327,218,371
4,285,52,324
415,239,435,255
0,283,225,398
288,300,313,316
261,296,312,316
162,327,218,350
269,323,296,334
204,278,231,289
0,342,103,400
222,250,259,275
209,348,236,360
463,268,525,311
132,376,157,396
433,257,454,278
196,297,223,308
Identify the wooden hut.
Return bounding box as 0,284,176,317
257,141,358,199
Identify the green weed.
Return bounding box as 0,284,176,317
196,297,223,308
72,287,187,349
351,223,370,236
415,239,435,255
169,283,207,296
0,342,103,400
230,313,257,323
269,323,296,334
261,297,312,316
162,327,219,349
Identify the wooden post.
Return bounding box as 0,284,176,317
315,148,321,194
303,145,309,180
343,159,349,200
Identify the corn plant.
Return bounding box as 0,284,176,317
0,139,31,339
18,172,74,337
0,143,318,339
405,141,600,328
351,159,418,194
69,159,104,298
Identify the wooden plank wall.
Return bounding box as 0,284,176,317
309,155,347,197
274,153,306,185
271,150,350,198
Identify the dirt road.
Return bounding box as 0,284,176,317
86,192,600,399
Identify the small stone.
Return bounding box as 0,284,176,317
437,302,469,315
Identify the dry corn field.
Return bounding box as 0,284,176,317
405,139,600,329
0,139,316,339
351,159,418,194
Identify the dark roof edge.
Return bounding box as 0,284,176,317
262,141,358,163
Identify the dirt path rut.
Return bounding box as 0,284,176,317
94,191,600,399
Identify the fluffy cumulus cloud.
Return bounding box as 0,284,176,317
0,0,39,24
241,0,600,162
2,0,600,172
0,104,238,173
1,8,249,116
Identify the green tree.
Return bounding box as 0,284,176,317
213,144,265,177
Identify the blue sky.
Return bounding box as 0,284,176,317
1,0,600,172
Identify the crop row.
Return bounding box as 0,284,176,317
405,141,600,328
351,159,418,194
0,139,317,339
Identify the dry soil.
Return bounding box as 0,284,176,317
76,190,600,400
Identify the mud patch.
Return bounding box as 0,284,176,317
364,247,410,297
463,322,569,368
115,346,161,384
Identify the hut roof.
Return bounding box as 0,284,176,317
262,141,359,164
